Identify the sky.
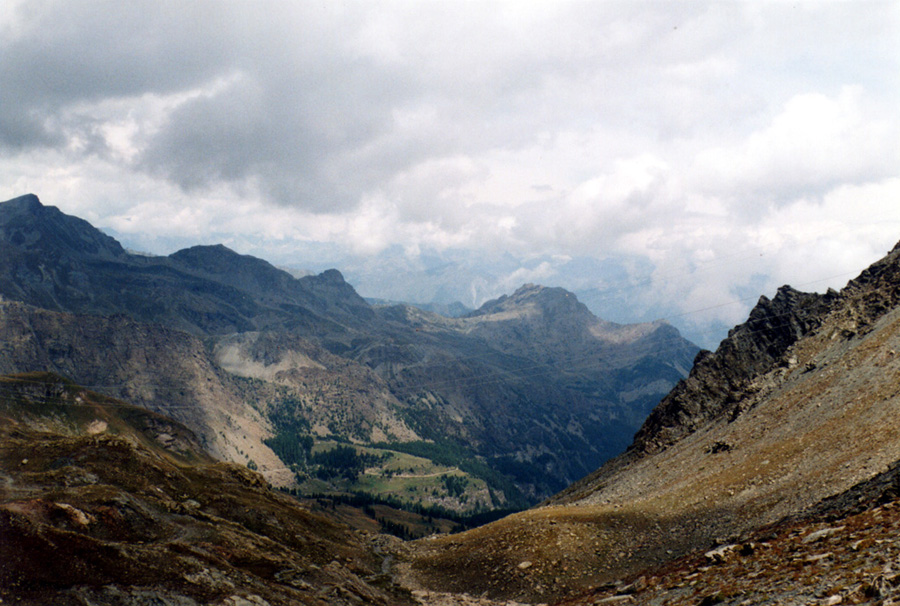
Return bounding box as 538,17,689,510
1,0,898,348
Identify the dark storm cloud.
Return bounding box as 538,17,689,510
137,47,424,211
0,1,486,210
0,1,721,212
0,1,236,148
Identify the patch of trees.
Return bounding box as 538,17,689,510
287,489,522,534
441,474,468,497
263,432,313,466
312,445,386,481
267,396,311,434
377,518,419,540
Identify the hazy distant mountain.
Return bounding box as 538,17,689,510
300,244,701,341
0,194,373,335
408,238,900,603
367,297,473,318
0,193,699,506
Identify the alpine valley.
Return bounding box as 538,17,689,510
7,192,900,606
0,194,698,513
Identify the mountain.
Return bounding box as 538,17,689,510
366,297,473,318
0,372,415,606
9,235,900,604
12,194,900,605
0,193,699,507
0,194,372,335
404,240,900,603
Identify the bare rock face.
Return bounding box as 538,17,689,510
621,241,900,461
631,284,837,454
0,301,295,485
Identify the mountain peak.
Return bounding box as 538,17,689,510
473,283,591,321
169,243,243,267
318,268,346,284
1,193,42,213
0,193,126,259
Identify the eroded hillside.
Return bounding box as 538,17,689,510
0,373,415,606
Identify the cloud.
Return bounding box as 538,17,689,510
693,87,900,206
1,0,898,346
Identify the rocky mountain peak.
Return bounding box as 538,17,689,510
317,268,347,284
0,194,125,259
298,268,374,320
470,282,594,322
168,243,298,293
1,193,42,213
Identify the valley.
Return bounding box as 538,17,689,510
0,193,698,513
5,192,900,605
405,240,900,603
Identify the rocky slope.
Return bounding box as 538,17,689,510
0,372,415,606
0,193,699,504
0,300,417,488
406,240,900,603
557,494,900,606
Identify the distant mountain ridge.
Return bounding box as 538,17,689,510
0,193,699,506
0,194,372,335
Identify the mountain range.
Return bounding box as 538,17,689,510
5,191,900,605
0,193,699,507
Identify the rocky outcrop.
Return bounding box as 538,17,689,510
627,242,900,458
631,284,837,454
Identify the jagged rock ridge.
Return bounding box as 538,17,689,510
631,284,838,455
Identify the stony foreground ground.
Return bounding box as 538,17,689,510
557,498,900,606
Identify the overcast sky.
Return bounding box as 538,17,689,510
1,1,898,347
